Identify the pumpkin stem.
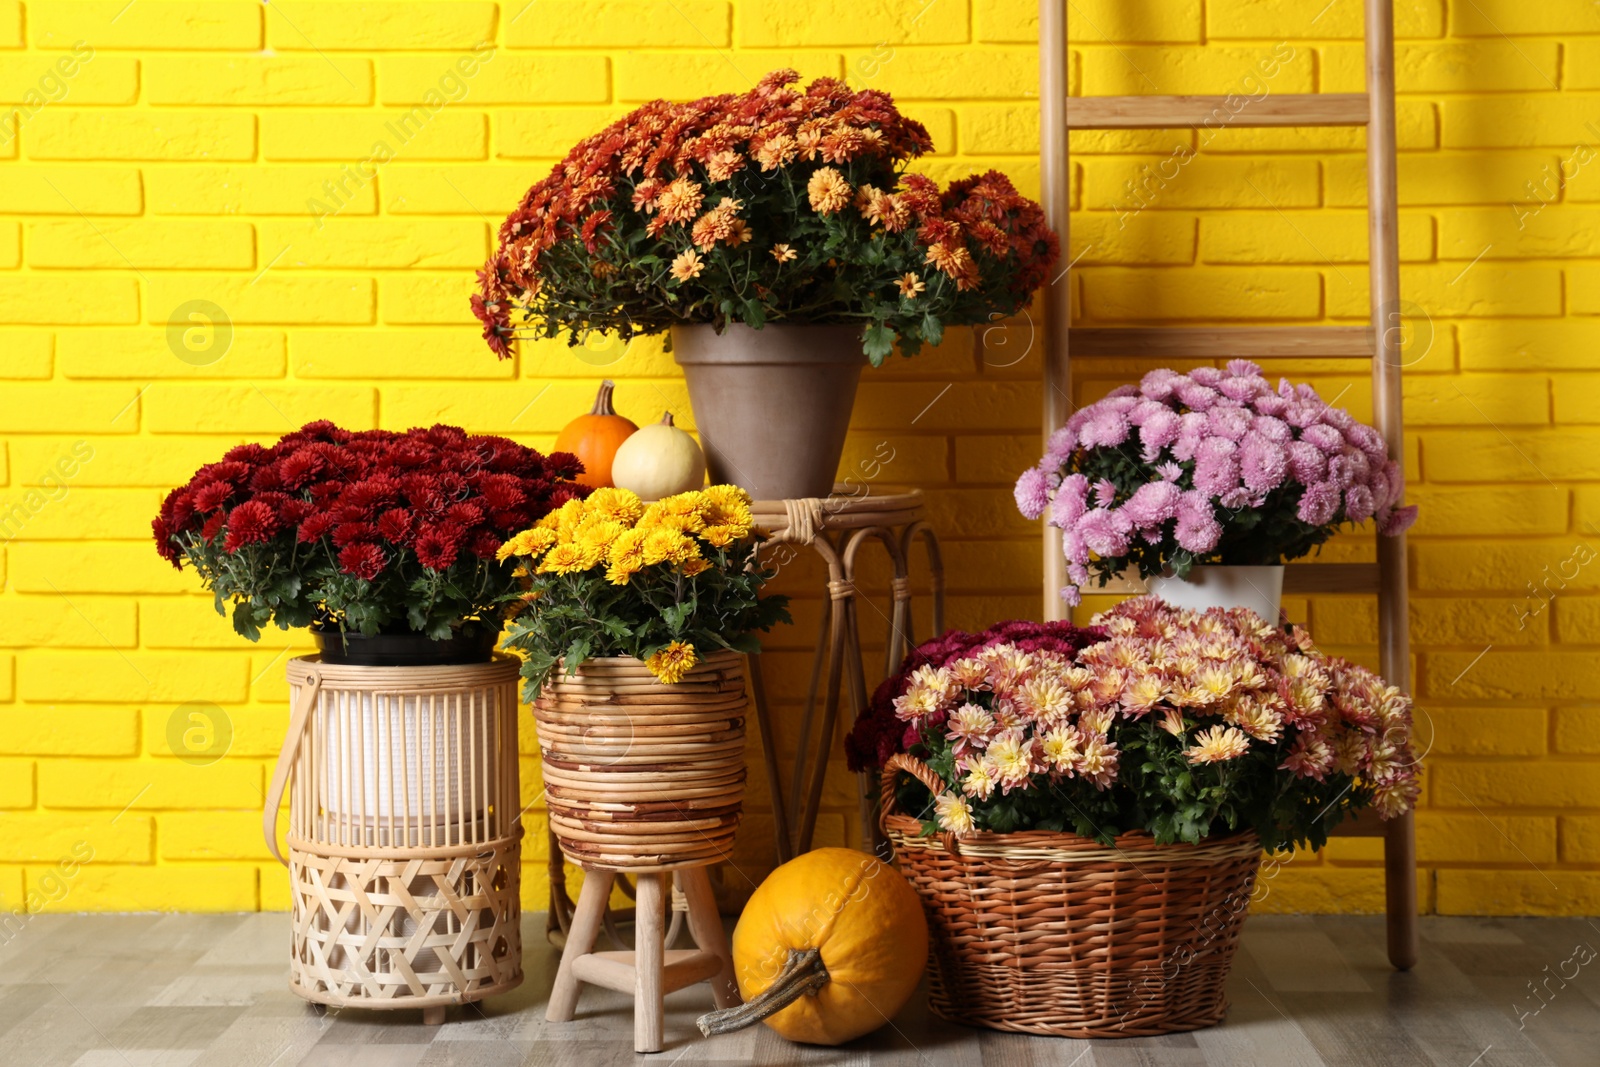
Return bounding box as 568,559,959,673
695,947,829,1036
658,411,676,426
590,380,617,416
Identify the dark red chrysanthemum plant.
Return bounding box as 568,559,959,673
474,69,1059,366
152,421,588,640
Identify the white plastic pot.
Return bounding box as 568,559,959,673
1146,564,1284,622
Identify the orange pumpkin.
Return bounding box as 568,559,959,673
554,380,637,488
697,847,928,1045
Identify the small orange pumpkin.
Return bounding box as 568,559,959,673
554,380,637,488
697,847,928,1046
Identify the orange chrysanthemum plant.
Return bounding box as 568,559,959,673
474,70,1059,366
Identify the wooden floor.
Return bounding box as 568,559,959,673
0,912,1596,1066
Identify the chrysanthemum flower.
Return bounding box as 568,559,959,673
691,210,732,251
646,640,698,684
896,272,925,298
574,517,625,557
604,528,648,584
223,500,279,550
934,792,976,835
1017,675,1072,726
338,541,386,580
585,487,644,526
496,526,557,563
770,242,797,263
656,177,704,223
1280,733,1335,780
806,166,851,214
1185,724,1252,765
946,702,996,756
1041,726,1083,773
948,656,990,690
753,132,798,171
539,497,588,536
960,758,998,800
537,541,590,575
986,734,1035,792
1077,734,1119,788
1119,673,1166,714
670,249,704,282
705,149,743,181
641,527,694,566
1226,695,1283,742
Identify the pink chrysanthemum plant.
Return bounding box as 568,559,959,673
474,69,1058,366
882,597,1420,852
1014,361,1419,606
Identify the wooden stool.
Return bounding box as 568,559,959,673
547,865,740,1053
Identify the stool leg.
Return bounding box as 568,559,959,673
547,869,613,1023
681,865,740,1009
634,872,665,1053
421,1005,445,1026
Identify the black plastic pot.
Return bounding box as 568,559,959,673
311,626,498,667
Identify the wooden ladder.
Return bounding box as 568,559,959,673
1037,0,1418,970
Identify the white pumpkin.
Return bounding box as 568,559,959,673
610,412,706,499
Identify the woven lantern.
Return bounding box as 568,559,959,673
263,655,524,1023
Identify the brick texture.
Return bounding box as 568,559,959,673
0,0,1593,919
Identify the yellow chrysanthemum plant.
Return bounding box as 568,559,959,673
498,485,790,696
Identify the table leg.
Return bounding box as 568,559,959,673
797,584,850,853
746,652,792,865
786,594,833,853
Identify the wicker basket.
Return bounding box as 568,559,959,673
264,655,523,1014
532,651,746,872
880,753,1262,1039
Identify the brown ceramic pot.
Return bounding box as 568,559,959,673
671,323,865,501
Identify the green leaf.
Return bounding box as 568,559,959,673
863,323,895,367
231,600,262,642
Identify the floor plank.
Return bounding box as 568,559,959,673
3,915,1596,1066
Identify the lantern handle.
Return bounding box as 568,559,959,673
262,671,322,866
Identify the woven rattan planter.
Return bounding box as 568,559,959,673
532,651,747,872
264,654,523,1019
880,754,1262,1039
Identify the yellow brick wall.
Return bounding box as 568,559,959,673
0,0,1594,916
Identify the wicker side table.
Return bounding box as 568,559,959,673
749,485,945,860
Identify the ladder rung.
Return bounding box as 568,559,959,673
1087,563,1380,598
1069,93,1369,130
1070,327,1374,360
1283,562,1379,595
1325,806,1387,838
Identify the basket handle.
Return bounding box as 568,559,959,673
878,752,961,856
262,670,322,867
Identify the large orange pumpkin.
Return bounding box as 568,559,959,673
554,380,637,488
698,847,928,1046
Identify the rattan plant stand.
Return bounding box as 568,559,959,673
749,485,945,861
534,653,744,1053
263,655,523,1024
880,754,1262,1038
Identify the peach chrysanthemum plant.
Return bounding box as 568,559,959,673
887,597,1420,853
474,69,1058,366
